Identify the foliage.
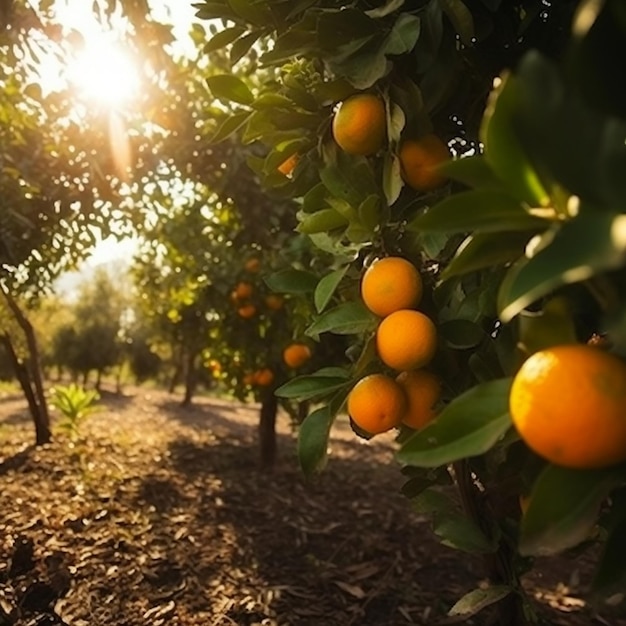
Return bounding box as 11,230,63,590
193,0,626,621
50,383,102,441
49,268,126,383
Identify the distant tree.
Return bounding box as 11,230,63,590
49,268,126,389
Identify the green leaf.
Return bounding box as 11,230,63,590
298,406,335,477
365,0,405,18
413,489,495,553
412,488,458,516
382,153,403,206
498,213,626,322
436,517,495,554
264,269,319,294
397,378,512,468
440,0,474,46
480,73,550,206
357,195,382,233
439,155,504,190
306,301,378,337
302,183,328,214
230,29,262,65
206,74,254,105
319,154,378,208
409,190,548,234
227,0,271,24
252,93,296,110
209,110,252,143
519,463,626,556
515,51,626,210
441,231,531,280
203,26,246,53
448,586,512,618
384,13,421,55
418,231,449,259
439,318,485,349
297,209,349,234
314,266,349,313
517,296,578,354
275,373,350,401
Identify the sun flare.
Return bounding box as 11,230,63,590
69,37,139,107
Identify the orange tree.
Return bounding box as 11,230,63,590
194,0,626,623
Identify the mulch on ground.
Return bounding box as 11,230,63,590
0,387,621,625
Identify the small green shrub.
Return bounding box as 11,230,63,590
50,384,102,441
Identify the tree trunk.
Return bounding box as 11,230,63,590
0,285,51,445
168,345,184,394
453,461,529,625
259,391,278,470
1,333,51,445
181,348,196,407
95,369,102,391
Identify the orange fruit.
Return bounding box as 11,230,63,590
361,256,423,317
265,294,284,311
399,134,450,192
278,153,298,177
244,257,261,273
243,372,256,386
255,368,274,387
283,343,312,369
235,281,253,299
332,93,386,156
376,310,437,371
237,304,257,319
396,369,441,430
510,344,626,469
347,373,407,435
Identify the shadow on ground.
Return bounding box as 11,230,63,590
129,428,483,626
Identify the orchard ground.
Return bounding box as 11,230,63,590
0,385,620,626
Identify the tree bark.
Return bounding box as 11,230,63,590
0,285,51,445
168,344,184,394
453,460,528,626
181,348,197,407
259,391,278,470
1,332,51,444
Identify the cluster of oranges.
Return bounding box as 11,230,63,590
230,257,285,320
331,93,450,192
278,92,450,192
347,256,441,436
243,367,275,388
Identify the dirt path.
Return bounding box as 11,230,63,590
0,387,619,625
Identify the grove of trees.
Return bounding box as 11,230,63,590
2,0,626,624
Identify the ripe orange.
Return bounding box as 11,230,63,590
255,368,275,387
265,294,284,311
283,343,312,369
237,304,257,319
332,93,386,156
509,344,626,469
396,369,441,430
347,373,407,435
399,134,450,192
376,310,437,371
361,256,423,317
278,153,298,177
244,257,261,273
235,281,253,299
243,372,256,386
